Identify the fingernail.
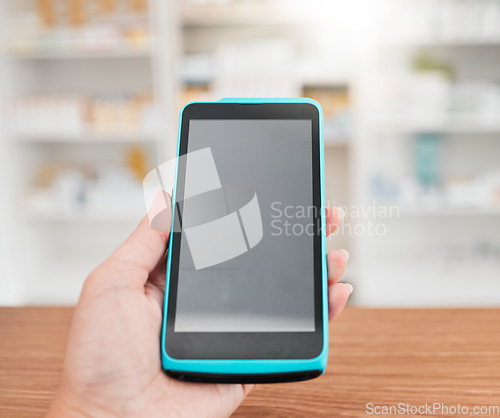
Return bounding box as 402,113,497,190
344,282,354,294
340,248,349,261
337,207,345,222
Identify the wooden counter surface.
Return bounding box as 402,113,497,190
1,308,499,417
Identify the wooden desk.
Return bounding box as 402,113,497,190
1,308,499,417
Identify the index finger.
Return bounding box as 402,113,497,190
325,206,345,236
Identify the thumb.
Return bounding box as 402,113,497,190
98,191,172,287
179,383,255,418
148,190,173,233
215,383,255,418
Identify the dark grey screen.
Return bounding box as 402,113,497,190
174,119,315,332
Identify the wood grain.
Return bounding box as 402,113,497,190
1,308,499,417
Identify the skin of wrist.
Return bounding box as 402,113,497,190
47,385,117,418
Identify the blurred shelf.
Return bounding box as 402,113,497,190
299,74,350,87
22,207,143,222
342,263,358,281
182,4,310,27
376,124,500,135
0,0,174,306
180,55,351,88
401,208,500,216
12,132,158,143
25,257,108,304
380,39,500,48
25,262,87,304
379,207,500,217
324,138,350,147
358,262,500,307
181,75,350,89
3,49,153,60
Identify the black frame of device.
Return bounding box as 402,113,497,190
165,102,324,360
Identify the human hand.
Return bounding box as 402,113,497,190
48,195,352,418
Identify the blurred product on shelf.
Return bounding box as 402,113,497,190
181,0,310,26
8,95,86,137
374,74,449,129
180,40,299,101
449,81,500,126
378,0,500,42
37,0,55,27
370,174,400,204
6,93,158,138
415,133,440,188
372,167,500,212
179,40,305,113
437,239,500,275
4,0,151,55
213,39,299,97
446,171,500,209
50,168,86,212
412,51,454,79
90,94,157,136
303,86,350,142
180,51,351,102
374,73,500,129
371,237,500,290
68,0,87,27
180,85,211,108
126,146,148,180
371,125,500,212
179,54,213,108
37,0,149,25
180,44,300,105
85,166,144,214
23,146,147,218
181,53,214,86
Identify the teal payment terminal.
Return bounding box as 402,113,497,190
161,98,328,383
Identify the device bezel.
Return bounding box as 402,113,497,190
161,99,328,377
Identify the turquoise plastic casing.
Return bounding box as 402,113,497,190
161,97,328,380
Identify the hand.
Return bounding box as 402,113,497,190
48,196,352,418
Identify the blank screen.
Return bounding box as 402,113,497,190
174,119,315,332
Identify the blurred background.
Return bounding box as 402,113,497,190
0,0,499,307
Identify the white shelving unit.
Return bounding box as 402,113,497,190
4,0,497,308
0,0,356,305
353,0,500,306
13,134,158,143
0,0,178,305
4,49,153,60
